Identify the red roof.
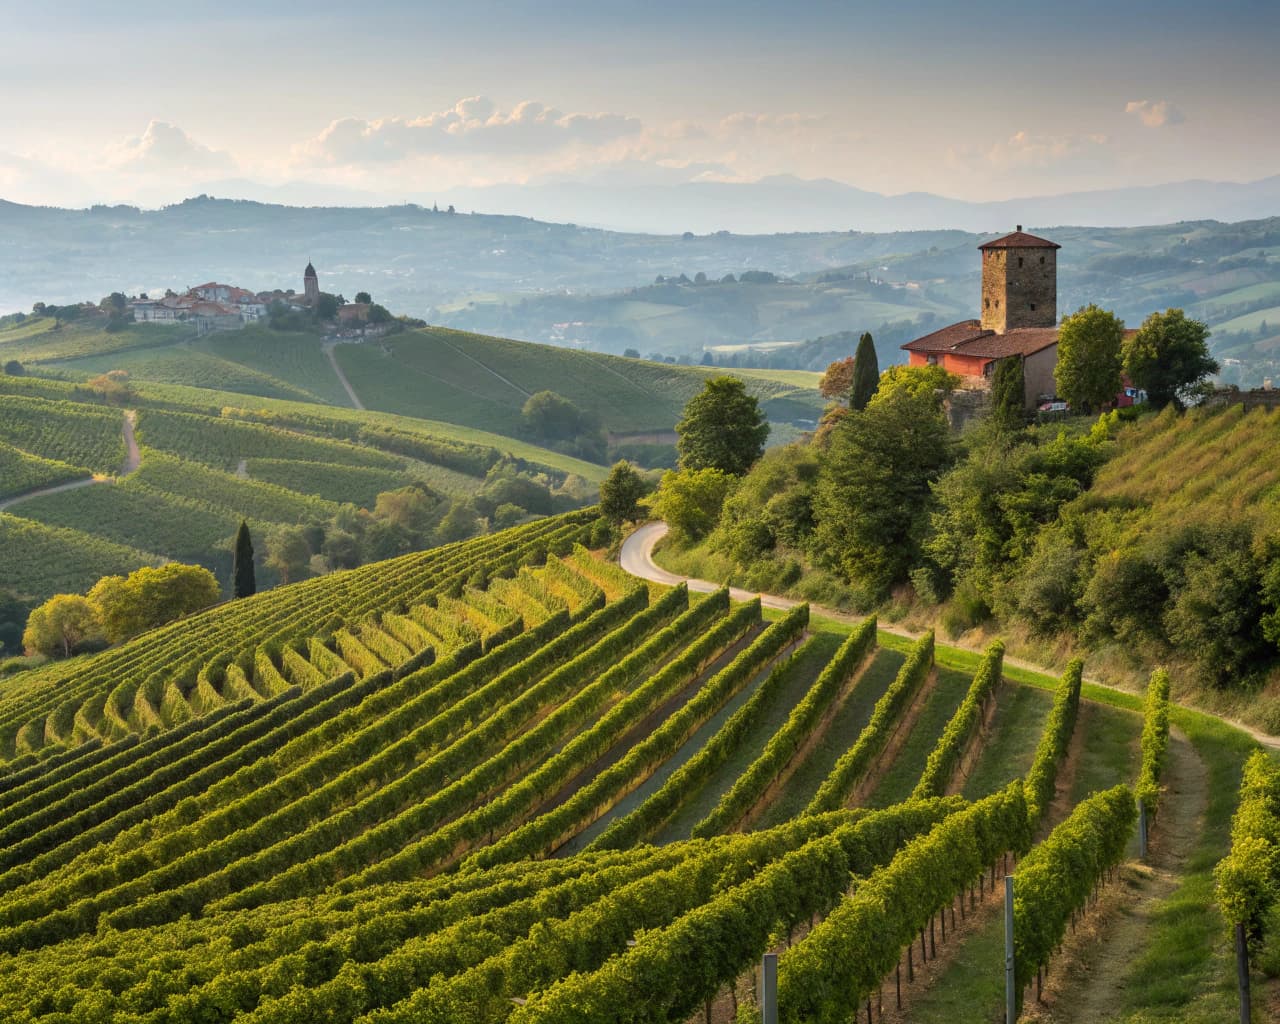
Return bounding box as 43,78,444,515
900,319,990,353
956,328,1060,359
978,229,1060,250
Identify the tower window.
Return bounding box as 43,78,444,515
995,300,1000,308
1040,256,1045,264
1030,303,1036,311
1018,257,1024,268
985,299,990,309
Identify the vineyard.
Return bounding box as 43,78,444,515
0,510,1267,1022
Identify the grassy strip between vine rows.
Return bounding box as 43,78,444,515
693,614,878,838
912,639,1003,800
806,630,935,814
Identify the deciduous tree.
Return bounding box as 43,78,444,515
1054,304,1124,413
813,386,953,596
599,461,646,524
676,376,769,476
23,595,104,659
1123,308,1218,408
653,467,734,542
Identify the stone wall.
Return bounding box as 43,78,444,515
980,248,1056,332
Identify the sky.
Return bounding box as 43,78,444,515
2,0,1277,210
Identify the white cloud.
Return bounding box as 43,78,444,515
945,130,1111,175
107,120,235,174
298,97,643,166
1125,99,1185,128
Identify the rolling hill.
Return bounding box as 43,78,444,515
0,509,1260,1023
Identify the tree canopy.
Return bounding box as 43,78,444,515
23,595,103,659
1054,304,1124,413
812,385,953,597
676,376,769,476
989,355,1026,432
653,467,734,543
599,461,646,524
1123,308,1218,408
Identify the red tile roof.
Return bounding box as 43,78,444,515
900,319,989,353
978,229,1060,250
956,328,1060,358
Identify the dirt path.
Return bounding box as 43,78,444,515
121,409,141,474
0,408,140,512
323,341,365,410
235,458,248,480
1022,727,1209,1023
619,523,1280,751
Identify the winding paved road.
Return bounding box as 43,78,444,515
619,521,1280,750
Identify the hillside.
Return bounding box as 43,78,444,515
0,510,1261,1022
0,373,600,612
447,217,1280,387
0,316,822,441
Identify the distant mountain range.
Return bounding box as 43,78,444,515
182,172,1280,235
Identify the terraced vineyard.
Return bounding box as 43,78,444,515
0,511,1268,1022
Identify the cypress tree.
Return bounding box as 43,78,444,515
232,520,256,599
851,332,880,411
990,355,1026,432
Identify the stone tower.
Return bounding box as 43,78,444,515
978,226,1060,333
303,261,319,305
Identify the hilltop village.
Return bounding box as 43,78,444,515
126,263,388,336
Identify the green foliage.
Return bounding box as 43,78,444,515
86,563,221,644
912,640,1003,798
21,594,103,659
598,461,646,523
851,331,880,411
1013,785,1137,991
0,443,87,500
676,376,770,475
989,355,1025,431
1054,304,1125,412
1137,668,1172,815
653,466,734,543
710,443,820,565
807,631,934,813
1123,308,1218,409
232,520,256,599
813,385,953,597
778,783,1031,1024
1215,751,1280,953
1023,658,1083,824
695,615,877,836
0,395,125,475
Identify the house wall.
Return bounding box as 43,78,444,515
908,351,991,378
1022,344,1058,407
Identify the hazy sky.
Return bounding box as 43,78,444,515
3,0,1277,208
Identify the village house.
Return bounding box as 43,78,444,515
900,227,1142,409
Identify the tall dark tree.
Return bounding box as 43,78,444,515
851,332,880,411
990,355,1026,432
676,376,769,476
232,520,256,599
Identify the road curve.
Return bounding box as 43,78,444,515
619,521,1280,750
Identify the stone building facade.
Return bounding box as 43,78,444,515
979,226,1059,332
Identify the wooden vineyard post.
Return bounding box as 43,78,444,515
1235,922,1251,1024
1005,874,1017,1024
1138,798,1149,861
760,951,778,1024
